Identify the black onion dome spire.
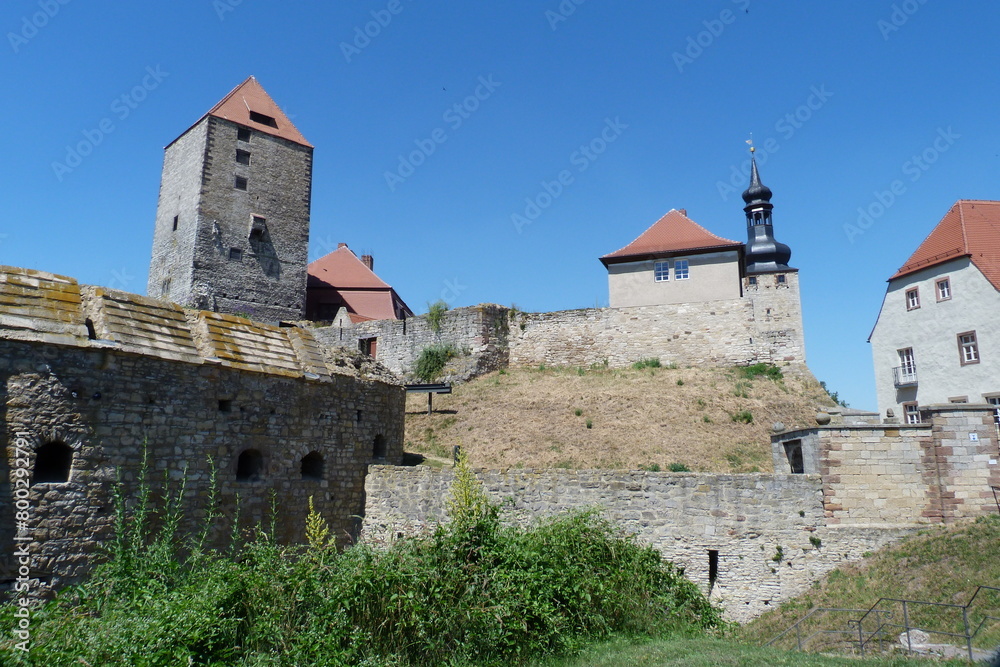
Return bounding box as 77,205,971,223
742,149,792,275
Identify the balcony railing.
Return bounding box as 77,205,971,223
892,365,917,387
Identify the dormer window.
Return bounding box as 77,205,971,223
249,111,278,128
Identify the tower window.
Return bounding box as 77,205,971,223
654,261,669,282
301,452,324,480
236,449,263,481
236,149,251,165
234,175,248,191
237,127,251,142
249,111,278,128
172,215,179,231
777,274,786,284
373,434,387,459
748,276,757,286
229,248,243,262
674,259,690,280
708,550,719,592
33,441,73,484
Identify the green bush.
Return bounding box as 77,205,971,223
731,410,754,424
738,362,783,381
414,343,458,382
1,454,725,666
426,299,449,332
632,358,661,370
667,463,691,472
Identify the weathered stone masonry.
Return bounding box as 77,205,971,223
362,467,913,623
1,267,403,593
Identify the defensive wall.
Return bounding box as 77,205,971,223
0,266,404,594
317,280,805,382
363,405,999,622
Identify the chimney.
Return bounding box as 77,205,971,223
361,254,374,271
678,209,687,217
337,242,348,249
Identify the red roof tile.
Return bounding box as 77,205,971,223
600,209,741,265
891,200,1000,290
206,76,313,148
308,246,390,290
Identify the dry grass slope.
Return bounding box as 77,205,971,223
405,363,837,472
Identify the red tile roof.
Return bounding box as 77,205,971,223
600,209,741,265
891,200,1000,290
309,246,390,290
205,76,312,148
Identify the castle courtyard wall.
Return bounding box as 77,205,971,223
0,267,404,593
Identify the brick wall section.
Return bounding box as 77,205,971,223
362,466,915,623
0,267,404,594
772,405,999,526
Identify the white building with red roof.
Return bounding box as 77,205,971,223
600,209,744,308
869,200,1000,424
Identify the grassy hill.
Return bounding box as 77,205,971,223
740,515,1000,655
405,362,838,472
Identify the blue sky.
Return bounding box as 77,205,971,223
2,1,997,410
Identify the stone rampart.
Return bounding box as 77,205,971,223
0,266,404,594
362,466,915,623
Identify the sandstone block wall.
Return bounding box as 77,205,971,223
772,405,1000,526
0,267,404,594
362,466,915,623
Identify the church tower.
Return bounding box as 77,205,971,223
147,76,313,322
741,151,806,363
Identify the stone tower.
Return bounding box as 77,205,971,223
741,153,807,363
147,76,313,322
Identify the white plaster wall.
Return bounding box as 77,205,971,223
870,257,1000,418
607,250,741,308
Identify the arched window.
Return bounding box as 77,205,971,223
301,451,323,480
236,449,263,481
372,435,387,459
32,441,72,484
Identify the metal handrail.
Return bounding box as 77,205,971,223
770,585,1000,662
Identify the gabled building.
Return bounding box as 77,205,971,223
599,208,744,307
306,243,412,323
869,200,1000,424
147,76,313,322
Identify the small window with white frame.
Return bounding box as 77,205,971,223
905,287,920,310
985,395,1000,425
958,331,979,365
903,402,920,424
936,277,951,301
654,261,669,282
674,259,690,280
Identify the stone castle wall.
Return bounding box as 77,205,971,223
772,405,1000,526
314,293,806,382
362,466,914,623
1,267,404,593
